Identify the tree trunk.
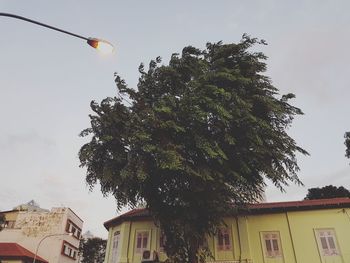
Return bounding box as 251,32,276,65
188,238,199,263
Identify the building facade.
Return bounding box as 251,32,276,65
0,201,83,263
103,198,350,263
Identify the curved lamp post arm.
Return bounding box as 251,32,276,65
33,233,72,263
0,12,88,40
0,12,114,53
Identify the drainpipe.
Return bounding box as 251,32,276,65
343,208,350,222
285,212,298,263
126,221,132,263
235,216,242,262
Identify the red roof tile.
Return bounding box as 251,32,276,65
249,197,350,210
104,208,149,229
0,243,48,263
104,198,350,229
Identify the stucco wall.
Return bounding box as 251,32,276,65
104,208,350,263
15,208,64,237
2,211,19,222
287,208,350,263
0,207,83,263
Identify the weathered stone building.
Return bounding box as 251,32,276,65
0,200,83,263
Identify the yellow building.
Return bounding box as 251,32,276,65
103,198,350,263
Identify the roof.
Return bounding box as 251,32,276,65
104,198,350,229
68,207,84,223
13,200,49,212
0,243,48,263
0,209,19,214
247,197,350,213
104,208,150,229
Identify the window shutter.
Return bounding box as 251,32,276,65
262,232,282,258
143,234,148,249
217,228,231,251
137,234,142,247
316,229,340,257
136,231,149,253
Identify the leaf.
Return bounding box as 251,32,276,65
79,36,307,263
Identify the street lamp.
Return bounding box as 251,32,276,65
0,12,115,53
33,232,73,263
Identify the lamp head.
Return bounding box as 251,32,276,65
87,38,115,54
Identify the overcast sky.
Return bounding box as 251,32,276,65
1,1,350,238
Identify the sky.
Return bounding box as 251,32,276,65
1,1,350,238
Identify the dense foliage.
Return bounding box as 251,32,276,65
345,132,350,159
305,185,350,200
0,214,5,231
79,35,307,263
79,237,107,263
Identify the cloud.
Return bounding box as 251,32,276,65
0,132,56,150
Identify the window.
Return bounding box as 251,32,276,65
5,220,16,229
61,241,78,259
217,228,231,251
315,229,340,256
136,231,149,253
65,219,82,239
111,231,120,263
159,232,166,252
262,232,282,258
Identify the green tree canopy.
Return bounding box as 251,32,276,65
0,213,5,231
79,237,106,263
305,185,350,200
79,35,307,263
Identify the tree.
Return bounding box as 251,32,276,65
305,185,350,200
79,237,106,263
345,132,350,159
79,35,308,263
0,213,5,231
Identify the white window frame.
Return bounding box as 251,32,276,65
315,228,340,257
111,230,121,263
261,231,283,258
217,227,232,251
61,241,78,259
135,230,151,253
65,219,82,239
